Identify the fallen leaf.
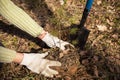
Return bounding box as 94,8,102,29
68,65,78,75
97,25,107,32
112,34,118,39
65,76,71,80
59,49,70,58
97,1,102,5
106,19,114,26
59,0,64,5
93,66,99,77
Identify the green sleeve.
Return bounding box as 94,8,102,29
0,46,16,63
0,0,44,37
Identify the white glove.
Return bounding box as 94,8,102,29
42,32,74,50
20,52,61,77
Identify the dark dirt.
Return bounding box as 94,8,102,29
45,45,80,79
0,0,120,80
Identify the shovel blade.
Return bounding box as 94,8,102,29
69,26,90,50
77,27,90,50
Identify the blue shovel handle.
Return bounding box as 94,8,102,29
86,0,94,12
79,0,94,27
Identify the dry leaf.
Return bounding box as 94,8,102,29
65,76,72,80
68,65,78,75
112,34,118,39
107,19,114,26
97,1,102,5
93,66,99,77
59,0,64,5
97,25,107,32
59,49,70,58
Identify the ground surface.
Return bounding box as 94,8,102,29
0,0,120,80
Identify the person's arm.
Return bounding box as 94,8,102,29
0,46,61,77
0,0,73,50
0,46,17,63
0,0,44,37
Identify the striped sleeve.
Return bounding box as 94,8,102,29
0,0,44,37
0,46,16,63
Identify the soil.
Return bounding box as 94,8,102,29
0,0,120,80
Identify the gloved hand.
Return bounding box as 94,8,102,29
42,32,74,50
20,52,61,77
